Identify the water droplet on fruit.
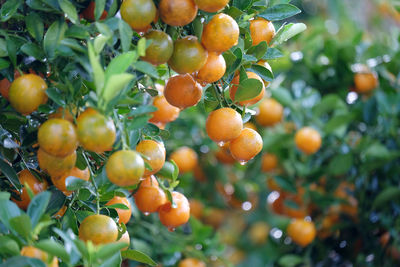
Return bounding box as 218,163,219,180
239,160,247,166
167,227,175,232
143,212,150,216
217,141,225,147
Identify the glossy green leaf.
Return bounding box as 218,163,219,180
0,0,23,22
43,20,67,59
121,250,157,266
27,191,51,228
234,78,263,102
260,4,301,21
58,0,78,24
272,23,307,45
9,214,32,240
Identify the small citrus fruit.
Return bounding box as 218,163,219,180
136,139,166,176
142,30,174,65
120,0,157,31
134,176,167,213
37,148,76,177
295,127,322,155
164,74,202,109
52,167,90,196
159,0,198,26
149,95,180,124
287,219,316,247
13,170,48,210
195,52,226,84
250,18,275,45
261,153,278,172
159,191,190,229
256,98,284,126
170,146,198,174
354,72,378,93
21,246,58,267
178,258,206,267
229,128,263,163
194,0,229,12
78,214,118,245
106,196,132,224
206,107,243,144
106,150,145,187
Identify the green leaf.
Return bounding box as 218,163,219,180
0,256,46,267
328,153,353,176
137,37,147,57
157,161,176,180
46,87,66,106
102,73,135,102
6,37,17,67
21,43,45,60
272,23,307,45
129,105,157,116
278,254,303,267
121,250,157,266
259,4,301,21
96,243,127,261
0,236,20,256
0,58,10,69
263,47,283,60
119,20,133,53
249,64,274,81
364,142,391,160
0,38,7,56
0,199,22,233
324,113,353,134
105,51,137,80
99,252,122,267
0,0,23,22
94,0,106,20
35,239,70,263
106,203,129,210
134,61,159,79
373,187,400,210
88,42,105,96
58,0,78,24
65,176,91,191
247,41,268,60
27,191,51,228
9,214,32,240
25,13,44,42
0,158,21,190
43,19,67,59
233,78,263,103
94,34,111,54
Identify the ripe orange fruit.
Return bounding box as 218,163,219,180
149,94,180,124
249,222,270,245
164,74,202,109
230,72,265,106
48,107,76,123
206,108,243,144
13,169,48,210
106,196,132,224
136,139,166,176
0,69,20,100
141,30,174,65
195,52,226,84
159,191,190,230
215,143,236,165
178,258,206,267
117,230,130,251
37,148,76,177
170,146,198,174
287,219,316,247
106,150,144,187
159,0,198,26
134,176,167,213
256,98,284,127
244,122,257,131
81,1,108,21
38,119,78,157
261,153,278,172
9,74,47,115
189,199,204,219
250,18,275,46
76,108,116,153
229,128,263,163
201,13,239,53
194,0,229,12
354,72,378,93
21,246,58,267
168,36,208,74
78,214,118,245
120,0,156,31
295,127,322,155
52,167,90,196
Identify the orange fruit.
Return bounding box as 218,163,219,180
230,72,265,106
195,52,226,85
261,153,278,172
194,0,229,12
141,30,174,65
78,214,118,245
76,108,116,153
52,167,90,196
215,143,236,165
244,122,257,131
201,13,239,53
354,72,378,93
287,219,316,247
229,128,263,163
295,127,322,155
106,196,132,224
0,70,20,100
136,139,166,176
21,246,58,267
117,230,130,251
9,74,47,115
81,1,108,21
12,169,48,210
106,150,145,187
134,176,167,214
255,98,283,127
206,107,243,144
164,74,203,109
37,148,76,177
149,94,180,124
158,191,190,230
189,199,204,219
168,36,208,74
159,0,198,26
48,107,76,123
250,18,275,46
178,258,206,267
170,146,198,174
120,0,157,31
37,118,78,157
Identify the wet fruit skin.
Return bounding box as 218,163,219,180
106,150,145,187
9,74,48,115
21,246,58,267
38,118,78,157
256,98,284,127
201,13,240,53
194,0,229,13
206,107,243,143
170,146,198,174
178,258,206,267
78,214,118,245
168,36,208,75
136,139,166,176
13,169,48,210
149,94,180,124
230,72,265,106
287,219,316,247
120,0,157,31
37,148,77,177
164,74,203,109
159,0,198,27
295,127,322,155
51,167,90,196
0,69,20,100
229,128,263,162
195,52,226,84
134,176,167,213
354,72,378,93
215,144,236,165
141,30,174,65
106,196,132,224
261,153,278,172
159,191,190,229
250,18,275,46
76,108,116,153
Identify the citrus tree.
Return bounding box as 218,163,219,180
0,0,307,266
